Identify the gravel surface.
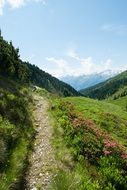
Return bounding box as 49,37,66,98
26,95,57,190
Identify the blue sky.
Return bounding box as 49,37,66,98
0,0,127,77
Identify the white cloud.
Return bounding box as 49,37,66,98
46,57,68,68
101,24,127,35
46,57,71,77
0,0,46,14
45,51,116,77
80,57,93,73
67,49,95,74
33,0,46,5
0,0,5,15
7,0,25,8
102,59,112,70
67,48,80,60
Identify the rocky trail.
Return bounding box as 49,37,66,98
26,95,57,190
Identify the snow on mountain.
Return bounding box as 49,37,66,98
60,70,121,90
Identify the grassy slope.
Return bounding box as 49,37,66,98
106,96,127,111
50,95,127,189
66,97,127,147
0,76,34,190
1,74,127,189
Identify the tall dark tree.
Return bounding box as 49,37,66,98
0,30,80,96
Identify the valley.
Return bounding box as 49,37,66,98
0,33,127,190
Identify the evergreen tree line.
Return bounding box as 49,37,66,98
0,31,80,97
0,32,29,82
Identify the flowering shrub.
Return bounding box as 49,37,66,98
54,100,127,189
121,153,127,159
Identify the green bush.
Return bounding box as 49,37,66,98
0,139,7,169
99,156,127,189
52,99,127,190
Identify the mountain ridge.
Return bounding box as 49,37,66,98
60,70,119,90
80,70,127,99
0,33,80,97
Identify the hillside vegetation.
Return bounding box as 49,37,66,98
51,96,127,190
80,70,127,100
52,71,127,190
25,62,80,97
0,76,34,189
1,31,127,190
0,32,80,97
0,32,80,189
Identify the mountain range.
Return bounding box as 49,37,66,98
0,33,80,97
60,70,119,90
1,33,127,190
80,70,127,99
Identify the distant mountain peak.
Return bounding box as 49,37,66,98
60,70,121,91
80,70,127,100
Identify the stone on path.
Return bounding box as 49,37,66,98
25,95,57,190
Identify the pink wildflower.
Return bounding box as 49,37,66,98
121,154,127,159
103,138,117,148
103,150,112,155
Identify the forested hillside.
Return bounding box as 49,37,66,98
0,32,80,97
1,31,127,190
24,62,80,97
0,32,80,189
80,70,127,99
